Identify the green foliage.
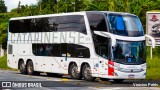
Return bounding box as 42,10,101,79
0,55,9,69
0,0,7,13
0,55,17,70
146,47,160,80
0,13,20,49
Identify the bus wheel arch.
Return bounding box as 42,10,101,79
26,59,34,75
69,62,82,80
18,59,26,74
81,63,95,81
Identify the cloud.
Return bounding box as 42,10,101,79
4,0,37,12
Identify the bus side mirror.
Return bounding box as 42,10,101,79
145,34,155,48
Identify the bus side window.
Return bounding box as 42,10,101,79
8,44,13,54
87,13,107,32
76,46,90,58
51,44,61,57
94,35,110,59
67,44,76,57
54,15,87,34
67,44,90,58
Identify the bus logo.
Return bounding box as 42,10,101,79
128,58,132,62
2,82,11,87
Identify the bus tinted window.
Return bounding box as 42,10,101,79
49,15,86,34
87,13,107,32
9,15,87,34
9,20,22,33
32,44,90,58
67,44,90,58
93,35,110,59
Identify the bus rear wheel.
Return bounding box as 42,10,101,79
19,61,26,74
82,64,95,81
26,60,34,75
69,64,81,80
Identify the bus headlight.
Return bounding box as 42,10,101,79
141,64,147,70
107,63,121,71
114,63,121,71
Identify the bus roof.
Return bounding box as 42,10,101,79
10,11,136,20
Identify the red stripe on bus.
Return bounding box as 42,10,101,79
108,60,114,76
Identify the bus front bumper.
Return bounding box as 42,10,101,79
99,70,146,79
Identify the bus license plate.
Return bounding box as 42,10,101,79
128,74,135,78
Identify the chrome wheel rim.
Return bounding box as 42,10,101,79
20,63,25,72
28,63,32,73
84,67,91,78
71,66,79,77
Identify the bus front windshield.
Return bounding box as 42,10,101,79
107,14,144,37
112,40,146,65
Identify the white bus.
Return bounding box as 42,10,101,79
7,11,155,82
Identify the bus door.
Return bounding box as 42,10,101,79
98,43,111,76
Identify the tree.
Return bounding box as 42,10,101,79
0,0,7,13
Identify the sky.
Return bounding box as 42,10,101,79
4,0,37,12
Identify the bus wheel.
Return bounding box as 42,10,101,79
113,79,124,83
19,61,26,74
26,60,34,75
82,64,95,81
69,64,81,80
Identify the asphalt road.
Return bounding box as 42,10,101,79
0,70,160,90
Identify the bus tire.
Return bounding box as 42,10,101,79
26,60,34,75
113,79,124,83
69,64,82,80
82,64,95,81
19,60,26,74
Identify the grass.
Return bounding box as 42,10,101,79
0,55,9,69
146,47,160,80
146,57,160,80
0,55,17,70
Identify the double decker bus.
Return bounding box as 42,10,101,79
7,11,155,82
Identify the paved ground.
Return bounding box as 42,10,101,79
0,70,160,90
